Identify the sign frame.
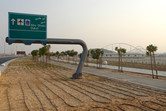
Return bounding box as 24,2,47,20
8,12,47,45
6,12,88,79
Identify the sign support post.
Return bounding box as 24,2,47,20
46,38,88,78
6,37,88,79
7,12,88,79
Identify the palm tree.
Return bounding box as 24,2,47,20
115,47,126,72
55,51,60,61
146,51,154,78
31,50,39,61
86,50,90,66
120,48,126,72
146,44,158,79
60,51,67,61
90,49,97,68
152,46,158,79
96,49,101,68
70,50,78,64
64,50,78,63
65,50,70,62
99,50,104,68
39,47,45,62
115,47,121,71
44,45,51,63
59,51,64,60
90,49,104,68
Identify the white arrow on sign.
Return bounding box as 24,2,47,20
11,19,15,25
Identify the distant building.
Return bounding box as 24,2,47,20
89,48,146,58
104,53,146,58
16,51,26,56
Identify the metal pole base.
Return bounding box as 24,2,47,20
71,73,82,79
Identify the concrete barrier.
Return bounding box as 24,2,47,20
0,59,16,76
0,64,5,76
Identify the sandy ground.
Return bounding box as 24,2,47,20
0,58,166,111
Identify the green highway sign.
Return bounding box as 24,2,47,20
8,12,47,44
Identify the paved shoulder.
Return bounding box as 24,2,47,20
0,57,20,76
50,61,166,92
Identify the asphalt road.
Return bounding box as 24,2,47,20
0,56,20,65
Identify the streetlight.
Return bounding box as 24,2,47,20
0,38,5,56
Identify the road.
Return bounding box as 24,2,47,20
0,56,21,65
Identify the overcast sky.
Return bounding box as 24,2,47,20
0,0,166,54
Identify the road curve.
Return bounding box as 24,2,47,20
0,56,21,65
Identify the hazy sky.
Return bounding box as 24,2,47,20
0,0,166,54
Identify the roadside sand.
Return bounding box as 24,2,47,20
0,58,166,111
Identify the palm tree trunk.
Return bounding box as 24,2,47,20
118,54,120,71
99,57,101,69
43,56,44,62
120,54,123,72
150,53,154,79
153,52,158,79
98,59,100,68
101,56,102,68
74,56,76,64
98,59,99,68
86,57,89,66
73,56,74,64
46,55,48,64
96,59,98,68
99,58,100,68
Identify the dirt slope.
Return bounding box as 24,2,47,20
0,58,166,111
